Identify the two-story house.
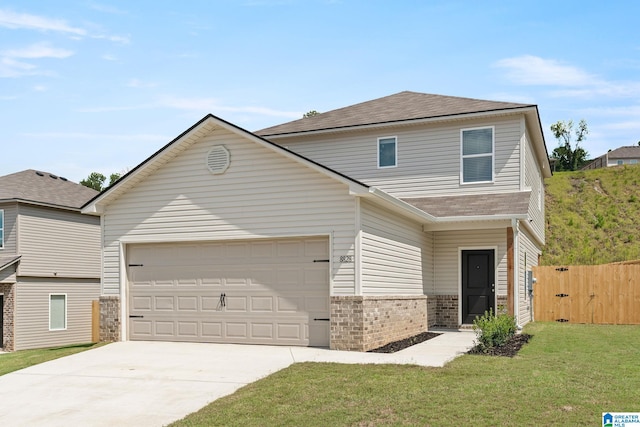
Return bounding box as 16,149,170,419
82,91,550,352
0,170,100,351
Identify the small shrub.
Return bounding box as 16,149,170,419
472,309,517,351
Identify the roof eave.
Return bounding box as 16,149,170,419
0,198,82,212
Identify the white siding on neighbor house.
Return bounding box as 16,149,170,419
102,126,358,296
433,228,507,296
17,205,100,279
0,203,18,254
360,199,433,295
518,228,540,325
13,278,100,350
279,117,523,198
524,127,545,243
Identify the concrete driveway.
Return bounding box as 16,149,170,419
0,330,474,427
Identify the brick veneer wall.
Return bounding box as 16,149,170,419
0,284,14,351
99,296,120,342
330,295,427,352
429,295,459,328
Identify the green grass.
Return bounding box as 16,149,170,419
0,342,101,376
171,323,640,426
544,165,640,265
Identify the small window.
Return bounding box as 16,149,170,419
617,160,624,165
378,137,397,168
631,159,638,165
461,127,494,183
0,210,3,249
50,294,67,330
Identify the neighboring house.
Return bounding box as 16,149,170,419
582,146,640,170
82,91,550,352
0,170,100,351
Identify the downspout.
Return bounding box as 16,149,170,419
511,218,521,329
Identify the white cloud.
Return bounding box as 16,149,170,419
102,53,118,61
0,9,86,35
0,57,38,77
159,96,302,118
495,55,640,98
2,42,73,59
33,85,47,92
88,2,127,14
127,78,157,88
494,55,595,86
91,34,130,44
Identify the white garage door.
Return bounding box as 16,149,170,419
127,237,330,346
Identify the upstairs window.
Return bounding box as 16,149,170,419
0,210,3,249
461,127,494,183
378,136,397,168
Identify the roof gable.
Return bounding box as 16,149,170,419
256,91,533,136
82,114,371,214
0,170,98,210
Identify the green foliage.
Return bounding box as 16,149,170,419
302,110,320,118
80,171,121,191
543,165,640,265
550,119,589,171
472,309,517,351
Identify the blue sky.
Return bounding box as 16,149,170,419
2,1,639,182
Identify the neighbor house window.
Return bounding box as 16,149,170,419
49,294,67,330
0,210,3,249
617,160,624,165
631,159,638,165
461,127,494,183
378,137,397,168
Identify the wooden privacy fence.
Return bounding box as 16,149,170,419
533,263,640,324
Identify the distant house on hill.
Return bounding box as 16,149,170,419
582,146,640,170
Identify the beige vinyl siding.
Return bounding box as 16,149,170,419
0,263,16,283
102,126,357,296
433,228,507,295
278,117,522,198
17,205,100,278
518,228,540,325
0,203,18,254
524,128,545,243
360,199,433,295
13,278,100,350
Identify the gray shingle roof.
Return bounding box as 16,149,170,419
608,146,640,159
401,192,531,218
0,170,98,209
256,91,533,136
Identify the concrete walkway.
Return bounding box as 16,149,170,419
0,330,475,427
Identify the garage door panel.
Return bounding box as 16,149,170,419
128,237,330,346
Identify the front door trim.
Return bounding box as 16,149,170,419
458,246,498,325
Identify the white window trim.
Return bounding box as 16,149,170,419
460,126,495,184
49,293,67,331
0,209,4,249
377,136,397,169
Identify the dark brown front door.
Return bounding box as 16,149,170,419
462,250,495,324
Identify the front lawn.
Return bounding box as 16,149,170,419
0,343,101,376
172,323,640,426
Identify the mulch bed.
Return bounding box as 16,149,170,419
368,331,442,353
467,333,532,357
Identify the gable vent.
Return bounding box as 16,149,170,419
206,145,230,175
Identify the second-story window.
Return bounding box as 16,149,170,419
0,209,4,249
378,136,397,168
461,127,494,183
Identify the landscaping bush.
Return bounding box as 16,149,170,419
472,309,517,351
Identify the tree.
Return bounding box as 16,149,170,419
550,119,589,171
80,171,121,191
303,110,320,118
